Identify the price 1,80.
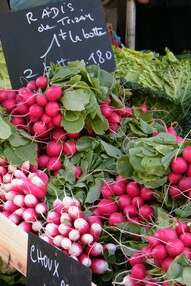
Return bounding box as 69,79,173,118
88,50,112,65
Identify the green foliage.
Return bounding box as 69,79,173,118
0,48,11,88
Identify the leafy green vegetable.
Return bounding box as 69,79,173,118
0,48,11,88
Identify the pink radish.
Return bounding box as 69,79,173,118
36,94,47,106
161,257,173,272
3,201,17,213
47,211,60,225
140,187,153,201
101,181,113,199
112,180,126,195
45,86,62,101
166,239,184,257
152,244,167,260
19,222,32,233
24,194,38,208
129,253,145,267
2,99,16,111
79,254,92,267
52,114,62,127
42,114,51,124
132,197,144,208
175,222,189,235
40,234,52,244
33,121,48,137
45,102,60,117
60,212,71,225
81,233,94,245
178,177,191,191
53,199,63,214
124,205,137,218
139,205,153,220
101,104,113,118
5,191,17,201
38,155,49,168
126,182,140,197
29,104,43,121
183,147,191,163
47,141,63,157
61,237,72,250
97,199,118,217
155,228,177,242
87,216,102,226
118,195,131,209
53,235,63,248
52,128,66,141
90,223,102,240
131,263,146,280
74,218,89,234
9,213,22,225
69,243,82,257
3,174,12,183
108,112,121,124
68,206,81,220
35,202,48,215
180,233,191,247
35,76,48,89
117,107,133,117
67,132,80,139
63,141,77,156
68,229,80,241
13,194,25,208
22,208,36,222
104,243,117,255
91,259,108,274
32,221,43,232
45,223,59,237
58,224,72,236
62,196,77,209
47,157,62,172
87,242,103,257
171,157,188,174
74,166,82,178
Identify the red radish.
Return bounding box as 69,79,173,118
42,114,51,124
53,199,63,214
168,173,182,184
74,166,82,178
24,194,38,208
52,114,62,127
0,166,7,176
26,80,36,91
52,128,66,141
68,229,80,241
101,181,113,198
36,94,47,106
62,196,76,210
139,205,153,220
14,208,24,217
67,132,80,139
168,185,181,198
19,222,32,233
131,263,146,280
13,169,27,179
63,141,77,156
175,222,189,235
33,121,48,137
35,76,48,89
140,187,153,201
47,211,60,225
45,102,60,117
91,259,108,274
166,239,184,257
124,205,137,218
47,141,63,157
97,199,118,217
0,91,8,102
45,223,59,237
38,155,49,168
104,243,117,255
178,177,191,191
171,157,188,174
108,112,121,124
126,182,140,197
152,244,167,260
58,224,72,236
167,126,177,136
2,99,16,111
129,253,145,267
14,103,28,115
5,191,17,201
112,180,126,195
88,242,103,257
53,235,63,248
81,233,94,245
118,195,131,209
40,234,52,244
132,197,144,208
74,218,89,234
13,194,25,208
29,105,43,121
155,228,177,242
61,237,72,250
79,254,92,267
183,147,191,163
109,212,125,225
35,202,47,215
32,221,43,232
161,257,173,272
22,208,36,223
90,223,102,240
180,233,191,247
87,216,102,226
101,104,113,118
187,165,191,177
3,201,17,213
45,86,62,101
9,213,21,225
69,243,82,257
47,157,62,172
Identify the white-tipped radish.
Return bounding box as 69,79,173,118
22,208,36,223
53,235,63,248
53,199,63,214
87,242,103,257
68,206,81,220
74,218,89,234
35,202,47,215
91,259,109,274
47,211,60,225
24,194,38,208
3,174,12,183
61,237,72,250
32,220,43,232
104,243,117,255
13,170,26,179
90,223,102,240
3,201,17,213
18,222,32,233
14,208,24,217
79,254,92,267
60,212,71,225
0,166,7,176
8,165,17,173
81,233,94,245
45,223,59,237
68,229,80,242
58,224,72,236
9,213,21,225
69,243,82,257
62,196,75,210
5,191,17,201
13,194,25,207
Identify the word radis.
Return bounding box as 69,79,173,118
27,233,92,286
0,0,115,88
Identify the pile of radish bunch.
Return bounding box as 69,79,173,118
168,146,191,200
41,196,111,274
95,176,154,225
0,161,48,233
100,99,133,132
127,223,191,286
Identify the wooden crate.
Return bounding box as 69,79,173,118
0,214,96,286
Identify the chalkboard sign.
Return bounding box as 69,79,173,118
0,0,115,88
27,233,92,286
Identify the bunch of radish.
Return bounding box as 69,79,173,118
168,146,191,200
0,161,48,233
127,223,191,286
37,128,79,174
42,196,110,274
100,98,133,132
95,176,154,225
